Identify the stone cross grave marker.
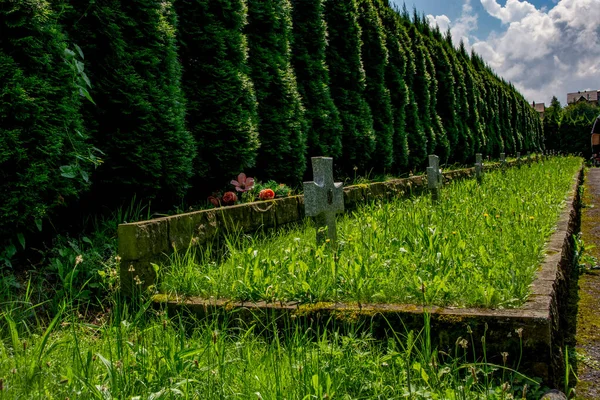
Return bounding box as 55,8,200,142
475,153,484,182
304,157,344,249
426,155,442,201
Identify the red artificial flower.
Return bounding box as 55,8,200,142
259,188,275,200
208,196,220,207
230,173,255,192
222,191,238,205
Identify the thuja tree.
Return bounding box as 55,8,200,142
376,0,410,170
458,42,485,154
176,0,260,190
63,0,194,203
323,0,375,172
444,36,473,162
290,0,342,162
406,24,438,157
428,34,457,161
245,0,307,184
0,1,90,239
357,0,394,172
392,6,426,169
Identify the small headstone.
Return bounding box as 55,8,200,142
304,157,344,249
426,155,442,201
540,389,567,400
475,153,484,182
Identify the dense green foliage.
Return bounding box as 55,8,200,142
290,0,343,163
63,0,195,203
323,0,376,172
0,1,90,239
1,0,545,245
164,157,580,308
245,0,307,184
357,0,395,172
544,98,599,157
176,0,260,190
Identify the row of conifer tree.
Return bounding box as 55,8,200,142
0,0,543,239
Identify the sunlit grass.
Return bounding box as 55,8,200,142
162,157,582,308
0,299,544,399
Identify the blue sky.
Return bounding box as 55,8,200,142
389,0,600,105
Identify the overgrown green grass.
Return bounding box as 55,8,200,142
162,157,582,308
0,294,544,399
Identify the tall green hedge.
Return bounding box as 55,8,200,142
0,1,90,239
324,0,375,172
357,0,394,172
376,0,409,170
64,0,195,203
245,0,307,185
290,0,342,163
1,0,548,229
176,0,260,189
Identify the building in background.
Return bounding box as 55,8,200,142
567,90,599,105
531,101,545,119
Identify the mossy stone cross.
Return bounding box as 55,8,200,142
475,153,484,181
304,157,344,249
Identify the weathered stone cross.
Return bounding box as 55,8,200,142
427,155,442,201
304,157,344,248
475,153,484,182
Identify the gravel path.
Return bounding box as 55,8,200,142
574,167,600,399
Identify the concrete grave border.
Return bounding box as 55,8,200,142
138,159,581,386
119,159,529,293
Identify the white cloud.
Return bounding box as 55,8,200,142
426,0,478,48
426,14,451,33
426,0,599,104
480,0,537,24
475,0,600,104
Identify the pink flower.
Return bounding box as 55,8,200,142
222,191,238,205
230,173,255,192
259,189,275,200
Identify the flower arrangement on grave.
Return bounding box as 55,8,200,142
207,174,292,207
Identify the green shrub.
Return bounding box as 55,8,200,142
63,0,195,203
0,1,90,241
357,0,394,172
290,0,343,163
245,0,307,185
323,0,375,173
176,0,260,191
376,1,409,171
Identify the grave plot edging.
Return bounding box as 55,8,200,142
154,163,583,387
119,159,527,293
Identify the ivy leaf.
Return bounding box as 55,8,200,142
74,43,84,60
80,169,89,183
60,165,78,179
35,219,42,232
17,233,25,250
